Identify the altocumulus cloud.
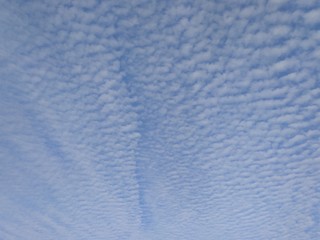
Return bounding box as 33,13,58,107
0,0,319,239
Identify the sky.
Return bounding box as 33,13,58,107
0,0,320,239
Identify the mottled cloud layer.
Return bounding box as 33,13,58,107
1,0,319,239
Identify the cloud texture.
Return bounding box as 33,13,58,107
0,0,320,239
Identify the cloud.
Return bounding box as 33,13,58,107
0,0,319,240
304,8,320,24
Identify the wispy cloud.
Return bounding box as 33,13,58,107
1,0,319,239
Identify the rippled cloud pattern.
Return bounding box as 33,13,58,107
1,0,320,239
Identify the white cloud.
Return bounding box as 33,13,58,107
1,0,319,239
304,8,320,24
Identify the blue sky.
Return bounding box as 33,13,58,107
0,0,320,239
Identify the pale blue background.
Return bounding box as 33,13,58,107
1,0,320,239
